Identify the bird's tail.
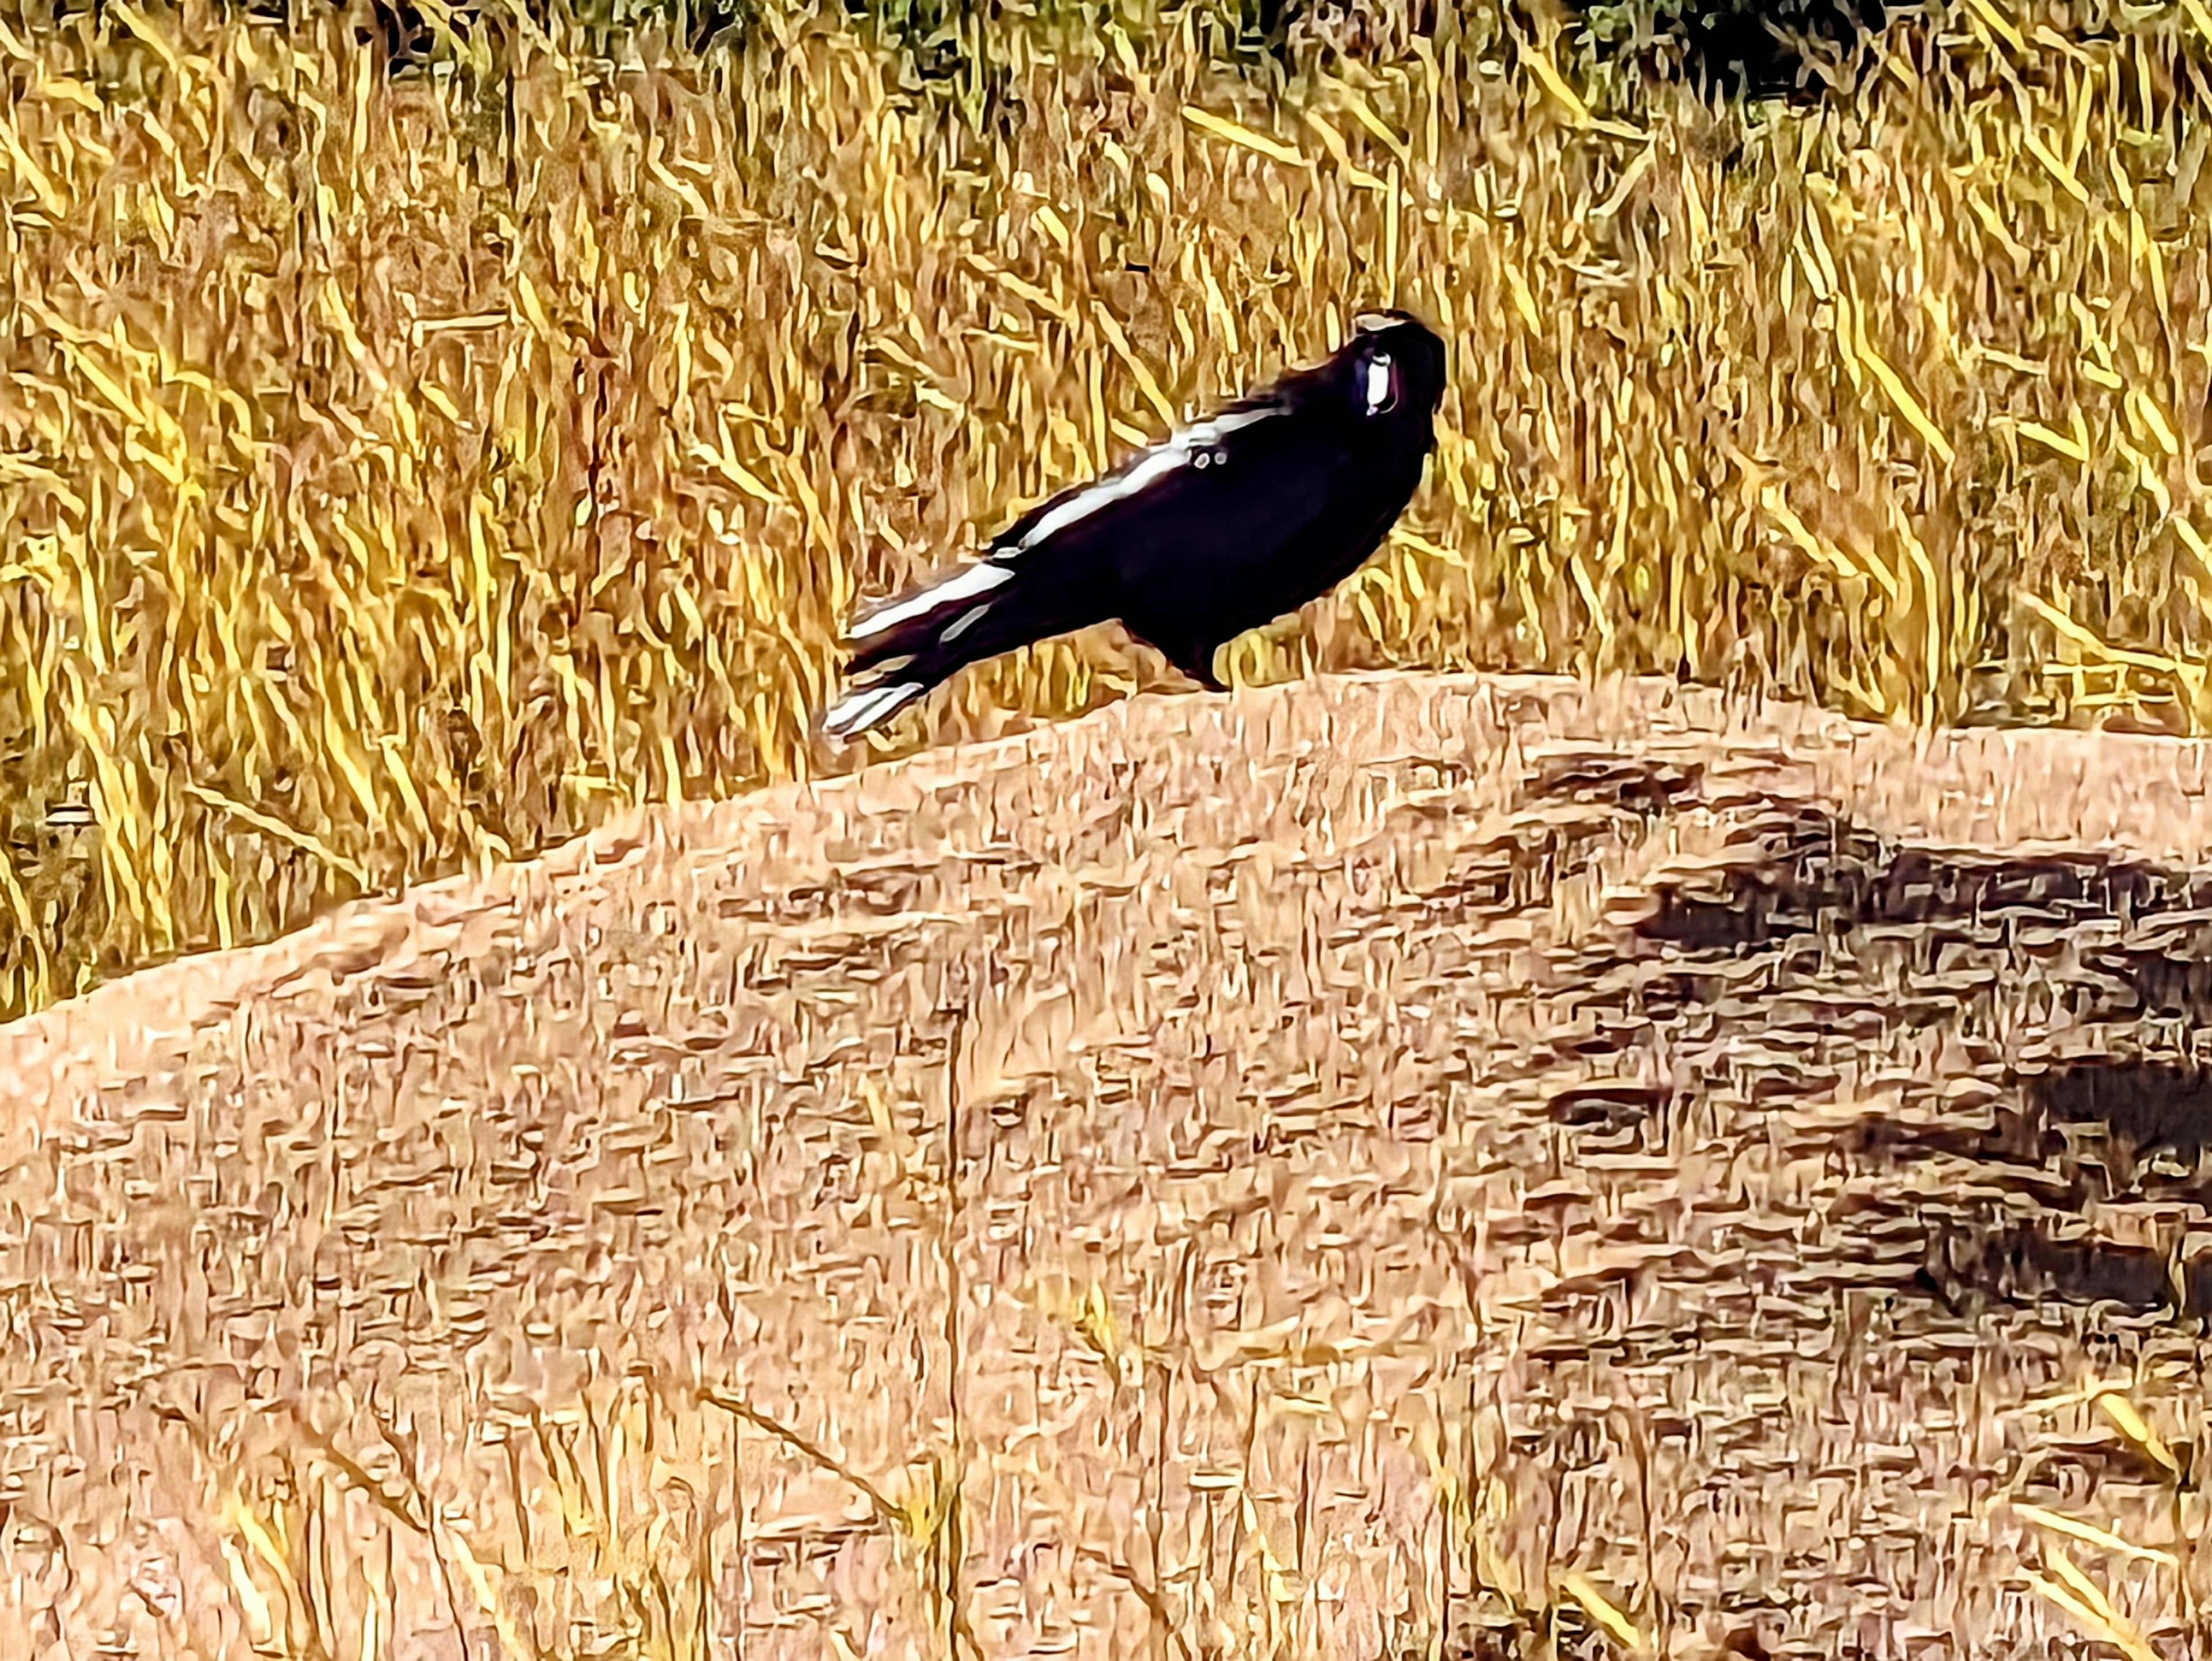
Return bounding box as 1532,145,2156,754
819,675,935,744
821,552,1105,743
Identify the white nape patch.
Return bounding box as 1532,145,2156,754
941,603,991,643
1364,352,1395,414
822,680,927,740
849,560,1014,642
1015,408,1274,553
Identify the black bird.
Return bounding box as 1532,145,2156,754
821,309,1449,742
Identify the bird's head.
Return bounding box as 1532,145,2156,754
1338,310,1448,430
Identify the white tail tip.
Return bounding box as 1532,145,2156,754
821,680,928,742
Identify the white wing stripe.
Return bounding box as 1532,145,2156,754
1183,407,1272,446
1018,446,1187,551
997,406,1279,556
940,603,991,642
849,560,1014,641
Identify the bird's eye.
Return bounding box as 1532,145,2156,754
1363,351,1397,415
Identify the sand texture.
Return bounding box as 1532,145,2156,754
2,671,2209,1661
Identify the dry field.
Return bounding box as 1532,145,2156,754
9,0,2212,1022
1,670,2210,1661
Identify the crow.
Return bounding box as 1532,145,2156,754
821,309,1449,742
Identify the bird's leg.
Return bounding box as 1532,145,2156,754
1124,621,1229,692
1170,647,1229,693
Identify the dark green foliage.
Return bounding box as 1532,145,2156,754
1566,0,1901,104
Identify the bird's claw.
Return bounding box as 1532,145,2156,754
1162,646,1228,692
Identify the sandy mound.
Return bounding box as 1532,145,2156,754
2,671,2208,1661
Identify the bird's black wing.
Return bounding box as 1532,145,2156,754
823,381,1350,739
976,380,1306,557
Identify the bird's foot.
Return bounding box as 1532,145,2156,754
1170,651,1229,693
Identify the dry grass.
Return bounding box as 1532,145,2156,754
2,0,2211,1018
